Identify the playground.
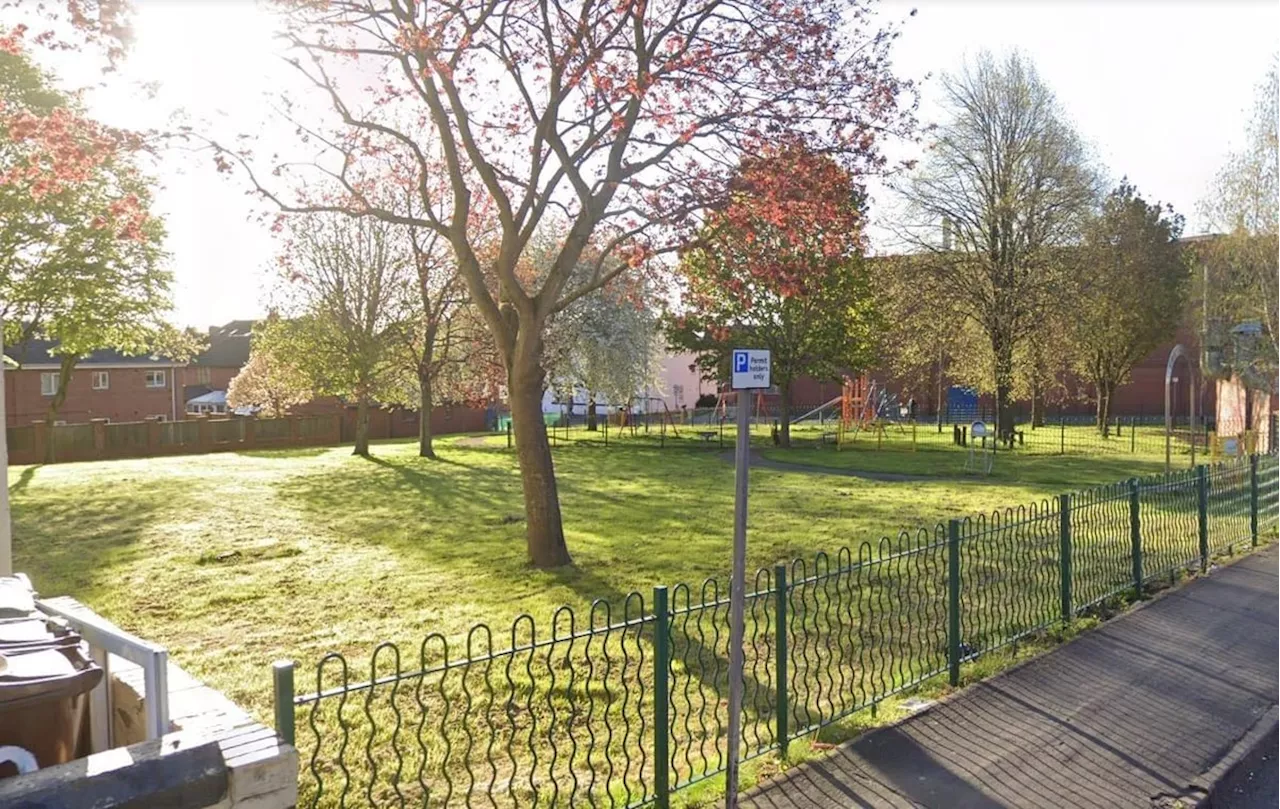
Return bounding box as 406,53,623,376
481,374,1224,487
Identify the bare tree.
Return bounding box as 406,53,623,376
399,225,471,459
895,50,1099,439
212,0,917,567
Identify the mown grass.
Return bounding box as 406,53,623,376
7,434,1262,807
10,436,1133,715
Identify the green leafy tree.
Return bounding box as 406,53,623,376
668,140,879,448
273,214,415,456
1070,182,1187,433
1,44,191,449
897,50,1101,439
873,255,968,428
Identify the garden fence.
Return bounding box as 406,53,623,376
272,453,1279,809
5,413,342,465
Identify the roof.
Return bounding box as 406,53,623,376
3,338,175,367
186,390,227,406
192,320,254,367
2,320,256,369
186,388,257,415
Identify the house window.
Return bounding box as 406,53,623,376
672,384,684,405
145,370,166,388
195,367,211,385
92,371,110,390
40,372,59,397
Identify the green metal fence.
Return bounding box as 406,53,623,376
273,453,1279,809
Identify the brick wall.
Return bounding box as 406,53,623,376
176,365,241,399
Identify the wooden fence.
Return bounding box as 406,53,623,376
5,414,343,465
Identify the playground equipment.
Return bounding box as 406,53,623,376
836,375,909,449
619,395,681,438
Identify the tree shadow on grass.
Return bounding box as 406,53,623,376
9,467,201,604
7,464,39,495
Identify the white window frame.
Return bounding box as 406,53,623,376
40,372,59,397
144,369,166,389
91,370,110,390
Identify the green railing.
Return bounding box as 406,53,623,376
273,453,1279,808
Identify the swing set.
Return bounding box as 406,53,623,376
836,374,911,450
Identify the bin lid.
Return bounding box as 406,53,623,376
0,619,55,644
0,646,102,709
0,578,35,620
0,648,76,682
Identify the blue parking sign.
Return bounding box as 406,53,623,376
730,348,770,389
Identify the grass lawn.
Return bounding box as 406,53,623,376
9,434,1254,807
8,435,1165,719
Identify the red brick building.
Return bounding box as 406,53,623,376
3,320,491,437
3,321,253,426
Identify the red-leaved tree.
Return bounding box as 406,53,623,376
215,0,917,567
667,138,879,447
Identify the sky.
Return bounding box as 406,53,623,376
43,0,1280,328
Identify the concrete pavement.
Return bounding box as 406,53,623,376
744,546,1279,809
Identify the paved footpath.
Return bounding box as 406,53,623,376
744,546,1279,809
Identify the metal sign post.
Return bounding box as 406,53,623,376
726,348,769,809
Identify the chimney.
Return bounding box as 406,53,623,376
941,217,953,251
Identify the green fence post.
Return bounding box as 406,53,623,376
1059,494,1072,622
653,586,671,809
1060,416,1065,455
1197,465,1209,572
272,660,296,746
774,564,788,760
1250,454,1259,547
1128,478,1143,598
506,420,512,449
1130,417,1136,453
947,519,962,686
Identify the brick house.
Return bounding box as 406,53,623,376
2,321,255,427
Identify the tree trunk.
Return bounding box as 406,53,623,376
509,353,572,568
44,356,77,463
417,369,436,459
586,396,598,432
779,382,792,448
353,395,371,456
993,339,1015,441
1030,376,1046,429
1096,382,1113,438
